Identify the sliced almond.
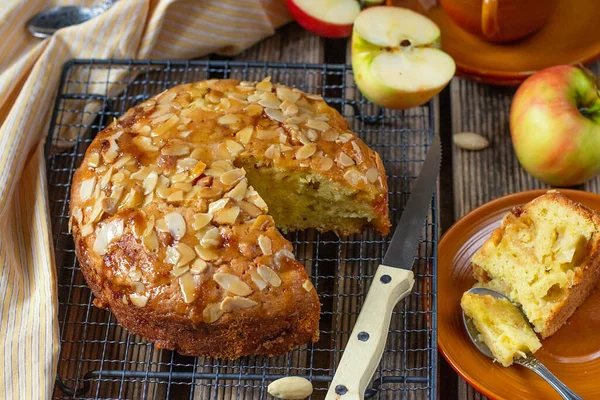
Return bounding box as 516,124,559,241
245,104,263,117
220,296,258,312
190,258,208,274
164,212,186,240
322,129,339,142
257,265,281,287
265,108,286,123
203,303,223,323
175,242,196,267
258,93,282,109
213,272,252,296
113,155,133,170
366,167,379,184
256,78,273,92
192,213,212,230
92,219,124,255
208,198,229,215
142,171,158,195
319,157,334,171
224,179,248,201
453,132,489,151
250,268,268,290
276,87,302,103
264,144,280,160
190,160,207,179
268,377,313,400
337,152,355,167
171,265,190,277
165,246,181,265
198,186,222,199
214,206,240,225
132,136,159,152
179,273,197,303
257,128,279,140
129,293,149,308
220,168,246,186
80,224,94,237
198,226,221,247
143,230,159,252
236,126,254,144
88,153,100,168
79,177,96,201
295,143,317,160
238,200,262,218
258,235,273,256
155,186,172,199
161,141,189,156
306,119,329,132
195,245,219,261
217,114,241,126
152,114,179,136
302,279,314,292
343,169,365,186
166,190,184,203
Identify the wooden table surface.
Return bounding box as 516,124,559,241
235,22,600,400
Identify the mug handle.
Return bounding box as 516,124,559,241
481,0,500,39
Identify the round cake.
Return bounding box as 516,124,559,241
69,78,390,358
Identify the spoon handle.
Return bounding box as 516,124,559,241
519,356,582,400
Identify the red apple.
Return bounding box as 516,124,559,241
510,65,600,187
286,0,360,38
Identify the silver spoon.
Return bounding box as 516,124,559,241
462,287,583,400
27,0,118,39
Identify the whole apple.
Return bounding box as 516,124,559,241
510,65,600,187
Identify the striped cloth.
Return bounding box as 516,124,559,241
0,1,290,398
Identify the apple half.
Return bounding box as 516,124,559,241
351,6,456,109
286,0,360,38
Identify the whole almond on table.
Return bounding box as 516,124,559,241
267,376,313,399
453,132,489,151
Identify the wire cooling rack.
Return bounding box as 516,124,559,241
45,60,437,400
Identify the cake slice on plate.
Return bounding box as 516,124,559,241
471,191,600,338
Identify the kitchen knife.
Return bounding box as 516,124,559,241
325,134,441,400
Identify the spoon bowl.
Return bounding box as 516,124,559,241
27,0,117,39
462,287,583,400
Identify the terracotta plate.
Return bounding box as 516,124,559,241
394,0,600,85
438,189,600,399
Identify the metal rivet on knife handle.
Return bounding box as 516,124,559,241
380,275,391,284
358,332,370,342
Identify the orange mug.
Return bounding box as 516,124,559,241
439,0,557,43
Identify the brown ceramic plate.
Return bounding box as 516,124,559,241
393,0,600,85
438,189,600,399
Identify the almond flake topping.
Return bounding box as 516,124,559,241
203,303,223,323
257,265,281,287
79,177,96,201
195,245,219,261
250,269,268,290
303,280,314,292
224,179,248,201
130,293,149,308
319,157,334,171
306,119,329,132
337,152,355,167
164,212,186,240
220,168,245,186
217,114,241,126
236,126,254,144
264,144,280,160
274,249,295,268
179,273,197,303
344,169,365,186
213,272,252,296
295,144,317,160
192,213,212,230
258,235,273,256
175,242,196,267
264,108,286,123
93,219,124,255
190,258,208,274
220,296,258,312
366,167,379,183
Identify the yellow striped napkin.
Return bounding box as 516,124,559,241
0,1,290,398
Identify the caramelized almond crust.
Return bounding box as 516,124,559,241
69,78,390,358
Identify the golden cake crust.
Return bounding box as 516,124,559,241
69,78,390,358
472,192,600,338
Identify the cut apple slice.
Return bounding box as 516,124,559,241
351,6,456,109
286,0,361,38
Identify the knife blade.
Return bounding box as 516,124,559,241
325,134,441,400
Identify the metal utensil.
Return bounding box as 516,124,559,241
463,287,583,400
27,0,118,39
325,134,441,400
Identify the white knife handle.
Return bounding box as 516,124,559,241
325,265,415,400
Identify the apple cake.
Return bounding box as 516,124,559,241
69,78,390,358
472,191,600,338
461,292,541,367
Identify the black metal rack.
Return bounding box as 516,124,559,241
45,59,437,400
